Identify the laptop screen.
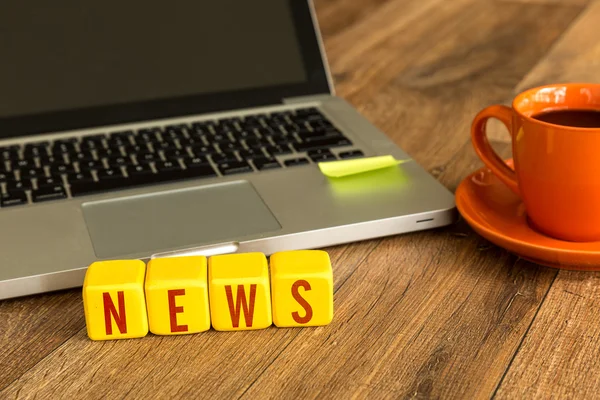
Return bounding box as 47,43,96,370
0,0,330,138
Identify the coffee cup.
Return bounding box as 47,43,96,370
471,83,600,242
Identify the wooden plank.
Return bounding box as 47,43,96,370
492,3,600,398
0,290,84,390
495,272,600,399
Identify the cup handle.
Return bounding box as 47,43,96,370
471,105,520,195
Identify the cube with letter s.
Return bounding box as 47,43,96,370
270,250,334,327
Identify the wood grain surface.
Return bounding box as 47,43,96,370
1,0,598,399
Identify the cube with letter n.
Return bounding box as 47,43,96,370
270,250,333,327
83,260,148,340
209,253,272,331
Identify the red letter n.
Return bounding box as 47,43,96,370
225,284,257,328
103,291,127,335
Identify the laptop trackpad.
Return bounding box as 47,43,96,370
82,181,281,258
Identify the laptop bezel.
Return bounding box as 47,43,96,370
0,0,331,140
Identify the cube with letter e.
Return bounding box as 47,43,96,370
83,260,148,340
270,250,334,327
145,256,210,335
209,253,272,331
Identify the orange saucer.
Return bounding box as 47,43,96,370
456,160,600,270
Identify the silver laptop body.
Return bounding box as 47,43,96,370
0,0,456,299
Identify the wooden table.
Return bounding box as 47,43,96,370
2,0,600,398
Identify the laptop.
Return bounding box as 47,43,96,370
0,0,456,299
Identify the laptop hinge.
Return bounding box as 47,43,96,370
282,94,333,105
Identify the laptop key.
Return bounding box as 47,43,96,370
0,171,8,182
154,141,177,152
265,145,292,156
164,125,188,139
71,150,96,162
97,168,125,180
18,167,46,179
298,129,343,142
308,149,337,162
38,154,56,166
136,151,160,163
13,159,32,169
244,138,272,149
31,185,66,203
310,153,337,162
163,148,187,159
37,175,63,188
78,159,103,171
6,179,33,191
52,142,76,156
123,143,146,154
230,130,257,140
271,136,297,146
106,155,134,167
80,136,106,150
219,142,244,152
1,190,28,207
218,161,253,175
253,157,281,171
211,152,238,164
294,137,352,153
189,144,218,156
284,157,310,167
182,155,209,167
126,164,154,177
24,142,49,157
70,178,127,197
50,163,76,175
181,164,217,178
0,146,20,161
155,160,182,173
67,171,94,184
96,147,118,159
239,148,265,160
339,150,364,159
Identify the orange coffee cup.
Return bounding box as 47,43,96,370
471,83,600,242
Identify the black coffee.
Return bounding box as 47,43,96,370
533,109,600,128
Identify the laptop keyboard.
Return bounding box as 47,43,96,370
0,107,364,207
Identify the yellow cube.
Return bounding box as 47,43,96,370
145,256,210,335
270,250,334,327
208,253,272,331
83,260,148,340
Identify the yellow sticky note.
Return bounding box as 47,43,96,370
318,155,411,178
270,250,333,328
145,256,210,335
209,253,272,331
83,260,149,340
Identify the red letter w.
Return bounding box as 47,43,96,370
225,284,257,328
